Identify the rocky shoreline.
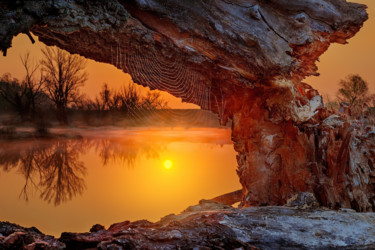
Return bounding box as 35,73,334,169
1,200,375,249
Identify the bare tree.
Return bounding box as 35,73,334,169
0,74,25,116
41,46,88,124
336,74,374,118
21,52,44,115
0,53,44,119
93,83,169,113
142,91,169,110
117,84,143,114
95,83,115,111
337,74,371,106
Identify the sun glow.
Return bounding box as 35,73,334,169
163,160,173,169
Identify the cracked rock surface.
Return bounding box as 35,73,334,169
1,200,375,249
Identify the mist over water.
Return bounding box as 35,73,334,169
0,19,239,238
0,127,239,236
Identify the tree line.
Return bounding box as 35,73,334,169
1,46,373,125
0,47,168,124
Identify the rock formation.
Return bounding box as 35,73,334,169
1,200,375,249
1,0,374,211
0,221,65,249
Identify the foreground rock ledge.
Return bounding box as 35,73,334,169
1,200,375,249
1,1,374,210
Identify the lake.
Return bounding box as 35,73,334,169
0,127,240,237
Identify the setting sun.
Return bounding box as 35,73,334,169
0,0,374,248
164,160,173,169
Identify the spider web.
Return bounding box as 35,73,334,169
109,42,228,127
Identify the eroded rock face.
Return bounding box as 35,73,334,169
59,201,375,249
1,200,375,249
0,221,65,249
0,0,374,211
233,88,375,211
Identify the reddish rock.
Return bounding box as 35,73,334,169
0,0,373,211
90,224,106,233
0,222,65,249
210,189,243,206
230,86,375,211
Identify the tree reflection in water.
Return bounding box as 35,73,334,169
92,138,163,168
37,141,87,205
0,138,164,205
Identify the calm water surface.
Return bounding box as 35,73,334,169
0,128,240,236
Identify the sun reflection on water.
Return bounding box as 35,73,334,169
163,159,173,169
0,128,240,237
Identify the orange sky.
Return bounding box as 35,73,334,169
0,35,199,109
305,0,375,99
0,0,373,107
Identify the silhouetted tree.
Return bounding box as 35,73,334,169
116,84,168,114
116,84,142,114
99,83,112,110
21,52,44,115
0,74,26,117
336,74,374,118
0,53,44,119
142,91,169,110
91,83,169,115
337,74,372,106
41,46,88,124
93,83,117,111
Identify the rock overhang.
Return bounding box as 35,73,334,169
1,0,374,211
0,1,368,93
